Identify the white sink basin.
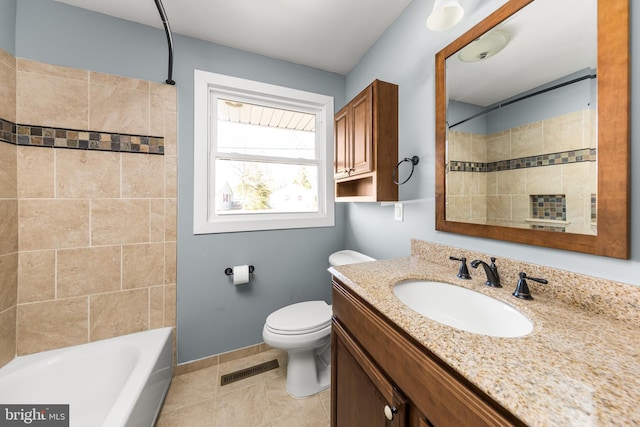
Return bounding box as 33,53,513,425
393,280,533,338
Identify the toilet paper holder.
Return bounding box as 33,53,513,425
224,265,255,276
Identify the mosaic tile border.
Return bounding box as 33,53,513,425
0,117,164,155
449,148,596,172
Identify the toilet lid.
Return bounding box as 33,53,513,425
266,301,332,335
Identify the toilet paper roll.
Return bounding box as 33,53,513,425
232,265,250,285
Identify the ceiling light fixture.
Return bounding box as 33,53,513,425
426,0,464,31
457,29,510,62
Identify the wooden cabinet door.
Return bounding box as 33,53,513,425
334,107,350,179
332,320,407,427
350,85,373,176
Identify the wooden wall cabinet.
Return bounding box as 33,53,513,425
334,80,398,202
331,278,523,427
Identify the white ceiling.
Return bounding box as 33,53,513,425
447,0,597,106
52,0,413,75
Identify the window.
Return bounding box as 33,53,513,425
194,70,335,233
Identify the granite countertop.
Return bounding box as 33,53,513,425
329,255,640,426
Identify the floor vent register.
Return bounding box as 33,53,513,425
220,359,280,386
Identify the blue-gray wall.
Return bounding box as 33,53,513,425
0,0,16,54
13,0,346,363
449,72,595,135
344,0,639,285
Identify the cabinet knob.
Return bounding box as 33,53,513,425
384,404,397,421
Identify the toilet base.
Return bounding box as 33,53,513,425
285,344,330,398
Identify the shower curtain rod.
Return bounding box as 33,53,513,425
154,0,176,85
449,73,596,129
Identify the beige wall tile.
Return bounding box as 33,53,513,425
165,198,177,241
164,284,176,327
16,64,88,129
150,199,165,242
511,194,530,222
543,111,584,153
150,286,164,329
0,307,16,368
562,162,597,195
122,243,164,289
89,78,149,135
164,111,177,156
0,48,14,68
164,155,177,198
0,253,17,312
56,149,120,198
91,199,149,245
486,130,510,162
511,122,543,158
19,199,90,250
486,171,497,195
447,195,470,221
0,199,18,255
17,146,54,198
566,194,587,230
446,172,464,197
471,134,487,163
497,169,526,195
17,59,88,81
89,288,148,341
525,166,562,195
17,297,88,355
486,195,512,220
57,246,121,298
18,250,55,304
150,90,165,137
0,51,16,123
470,195,487,221
121,153,164,198
165,242,176,285
0,142,17,199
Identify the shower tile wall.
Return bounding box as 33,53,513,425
0,50,177,364
0,48,17,368
447,110,596,234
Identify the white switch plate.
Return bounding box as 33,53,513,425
394,202,404,222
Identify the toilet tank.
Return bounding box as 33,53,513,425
329,250,375,267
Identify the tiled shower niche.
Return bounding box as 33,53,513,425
530,194,567,232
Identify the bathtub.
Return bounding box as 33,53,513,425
0,327,173,427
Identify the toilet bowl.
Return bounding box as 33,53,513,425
262,250,375,398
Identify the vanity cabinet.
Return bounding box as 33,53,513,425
331,278,523,427
334,80,398,202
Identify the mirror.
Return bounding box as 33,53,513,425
435,0,629,259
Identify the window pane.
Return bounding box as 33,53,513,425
214,159,318,214
217,99,316,159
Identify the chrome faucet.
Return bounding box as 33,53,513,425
513,272,548,300
470,257,501,287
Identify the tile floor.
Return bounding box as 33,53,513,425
157,349,331,427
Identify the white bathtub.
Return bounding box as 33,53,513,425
0,327,173,427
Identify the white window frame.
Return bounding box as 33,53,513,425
193,70,335,234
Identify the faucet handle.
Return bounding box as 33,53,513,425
513,272,548,300
449,256,471,280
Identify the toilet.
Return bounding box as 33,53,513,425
262,250,375,398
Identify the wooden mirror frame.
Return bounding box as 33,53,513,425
435,0,630,259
